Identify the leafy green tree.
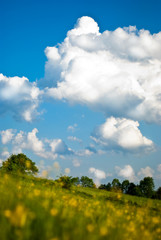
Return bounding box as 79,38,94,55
99,182,111,191
126,183,142,196
0,154,38,175
106,182,112,191
56,176,80,189
80,176,95,188
111,178,121,191
126,182,136,195
56,176,73,189
121,180,130,193
139,177,155,198
71,177,80,186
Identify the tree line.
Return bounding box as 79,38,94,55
0,153,161,200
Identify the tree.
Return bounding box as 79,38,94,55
126,182,136,195
106,182,112,191
0,154,38,175
80,176,95,188
121,180,130,193
99,182,111,191
71,177,80,186
111,178,121,192
56,176,80,189
139,177,155,198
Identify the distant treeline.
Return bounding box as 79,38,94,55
1,153,161,200
98,177,161,200
56,175,161,200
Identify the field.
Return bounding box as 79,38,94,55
0,174,161,240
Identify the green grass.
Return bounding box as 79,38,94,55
0,173,161,240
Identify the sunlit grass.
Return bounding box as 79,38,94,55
0,173,161,240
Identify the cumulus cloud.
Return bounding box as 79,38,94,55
137,166,154,178
89,167,106,186
0,128,73,160
0,74,42,122
49,139,73,155
89,167,106,179
43,16,161,124
115,165,136,181
0,129,15,144
92,117,154,153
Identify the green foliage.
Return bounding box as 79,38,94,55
0,154,38,175
121,180,130,193
80,176,95,188
99,182,111,191
56,175,73,189
139,177,155,198
111,178,121,192
56,176,80,189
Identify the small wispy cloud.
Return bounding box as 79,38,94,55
67,124,78,132
67,136,82,143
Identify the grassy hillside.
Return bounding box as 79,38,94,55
0,173,161,240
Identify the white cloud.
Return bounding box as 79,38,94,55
49,139,72,155
0,149,10,163
1,150,10,158
138,166,154,178
115,165,136,182
12,128,45,157
67,136,82,143
1,128,73,160
43,16,161,124
77,148,94,156
0,129,15,144
92,117,154,153
0,74,42,122
89,167,106,179
72,158,80,167
67,124,77,132
89,167,106,186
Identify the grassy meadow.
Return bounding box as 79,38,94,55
0,173,161,240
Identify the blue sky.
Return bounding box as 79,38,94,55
0,0,161,187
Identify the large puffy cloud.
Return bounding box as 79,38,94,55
44,16,161,124
91,117,154,153
0,74,42,122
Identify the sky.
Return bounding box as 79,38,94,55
0,0,161,187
